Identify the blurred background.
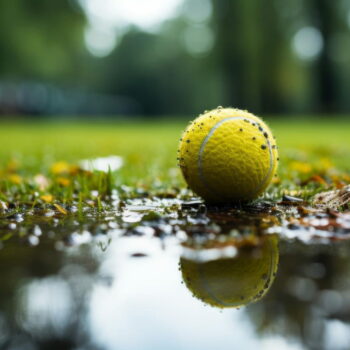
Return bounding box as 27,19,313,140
1,0,350,117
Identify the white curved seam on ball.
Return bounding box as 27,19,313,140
198,116,275,199
198,117,245,195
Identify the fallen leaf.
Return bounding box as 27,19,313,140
56,177,71,187
312,186,350,209
41,194,53,203
53,203,67,215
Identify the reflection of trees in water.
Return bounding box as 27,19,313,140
2,233,350,349
246,241,350,349
0,243,101,350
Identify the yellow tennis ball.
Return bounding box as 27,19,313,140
180,235,279,308
178,107,278,203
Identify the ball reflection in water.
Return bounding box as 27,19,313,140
180,235,279,308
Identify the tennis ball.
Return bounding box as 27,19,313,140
180,235,279,308
178,107,278,203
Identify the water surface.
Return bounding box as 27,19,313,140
1,200,350,350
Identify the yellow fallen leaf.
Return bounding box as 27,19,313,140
54,203,67,215
69,165,80,175
41,194,53,203
56,177,71,186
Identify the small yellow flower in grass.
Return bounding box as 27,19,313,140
8,174,23,184
290,161,312,174
54,203,67,215
51,161,70,174
41,194,53,203
56,177,71,187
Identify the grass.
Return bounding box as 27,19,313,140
0,117,349,211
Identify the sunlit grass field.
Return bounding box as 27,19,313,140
0,118,349,207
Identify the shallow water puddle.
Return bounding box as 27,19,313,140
1,198,350,349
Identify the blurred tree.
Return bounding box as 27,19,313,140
313,0,336,112
312,0,345,113
1,0,350,115
99,25,223,115
247,242,350,349
211,0,292,113
0,0,87,81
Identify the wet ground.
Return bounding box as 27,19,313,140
1,196,350,350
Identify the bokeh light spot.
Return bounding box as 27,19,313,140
292,26,324,61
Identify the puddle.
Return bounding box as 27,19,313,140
1,197,350,349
